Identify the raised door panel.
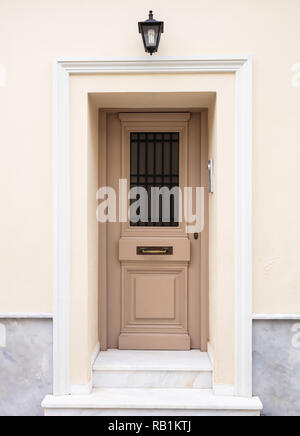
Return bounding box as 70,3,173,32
119,264,190,350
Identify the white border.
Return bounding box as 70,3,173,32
53,56,253,398
253,314,300,320
0,313,53,319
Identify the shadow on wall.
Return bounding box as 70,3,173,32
0,319,53,416
253,320,300,416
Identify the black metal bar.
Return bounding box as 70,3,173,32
130,132,179,227
161,135,164,225
137,133,141,226
170,135,173,224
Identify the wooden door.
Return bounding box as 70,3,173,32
103,111,208,351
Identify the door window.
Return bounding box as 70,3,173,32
130,132,179,227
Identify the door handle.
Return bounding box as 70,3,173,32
137,246,173,255
208,159,214,193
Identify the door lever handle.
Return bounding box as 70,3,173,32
208,159,214,193
137,246,173,255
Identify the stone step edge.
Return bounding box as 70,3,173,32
42,388,263,411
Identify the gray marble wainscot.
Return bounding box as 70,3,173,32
0,319,53,416
253,320,300,416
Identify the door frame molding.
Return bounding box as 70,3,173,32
53,56,253,397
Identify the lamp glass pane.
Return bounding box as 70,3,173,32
146,27,158,47
141,24,159,48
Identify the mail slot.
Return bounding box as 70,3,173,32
136,246,173,255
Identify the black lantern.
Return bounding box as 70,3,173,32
138,11,164,55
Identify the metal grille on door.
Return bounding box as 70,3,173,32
130,132,179,227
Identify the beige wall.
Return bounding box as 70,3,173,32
1,0,300,382
1,0,300,315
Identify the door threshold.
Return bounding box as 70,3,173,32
94,349,212,371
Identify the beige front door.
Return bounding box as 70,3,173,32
103,111,208,351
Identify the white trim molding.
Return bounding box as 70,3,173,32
53,56,253,398
235,57,253,398
253,314,300,320
53,59,71,396
55,56,249,74
0,313,53,319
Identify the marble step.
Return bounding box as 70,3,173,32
93,350,213,389
43,388,262,416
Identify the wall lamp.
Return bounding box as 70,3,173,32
138,10,164,55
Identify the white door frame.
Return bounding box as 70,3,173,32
53,56,253,397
